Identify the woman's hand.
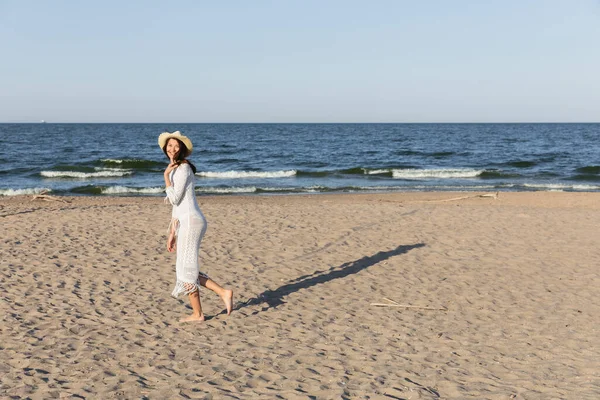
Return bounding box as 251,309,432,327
164,161,179,176
167,233,177,252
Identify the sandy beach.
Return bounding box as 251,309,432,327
1,191,599,399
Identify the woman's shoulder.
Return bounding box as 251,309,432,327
177,161,193,174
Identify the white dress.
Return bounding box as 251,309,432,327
165,163,208,298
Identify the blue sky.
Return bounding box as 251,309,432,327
1,0,599,122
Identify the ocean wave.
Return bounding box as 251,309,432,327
295,170,329,177
339,167,394,176
255,186,330,193
505,161,538,168
338,167,367,175
570,174,600,182
575,165,600,174
253,185,327,193
41,169,133,178
101,186,165,195
365,169,393,175
100,159,164,169
298,167,409,177
0,188,52,196
256,185,499,193
196,184,513,195
522,183,600,191
409,184,499,190
255,187,300,193
479,170,521,179
572,184,600,191
196,170,297,179
94,167,127,172
572,165,600,181
69,185,102,194
196,186,257,194
197,185,385,194
392,168,484,179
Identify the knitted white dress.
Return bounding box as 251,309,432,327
165,163,208,298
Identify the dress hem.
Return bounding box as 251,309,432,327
171,273,210,298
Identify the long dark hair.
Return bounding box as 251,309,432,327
162,138,197,174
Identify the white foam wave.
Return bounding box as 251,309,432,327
392,168,483,179
253,186,324,193
94,167,127,172
0,188,52,196
196,170,296,179
197,186,257,194
409,184,498,190
572,184,600,191
365,169,391,175
304,185,327,192
522,183,600,191
101,159,154,165
257,187,296,192
523,183,565,190
101,186,164,194
41,170,133,178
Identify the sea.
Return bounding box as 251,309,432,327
0,123,599,196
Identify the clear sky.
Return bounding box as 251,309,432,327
1,0,599,122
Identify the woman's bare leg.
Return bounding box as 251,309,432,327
180,287,205,323
199,276,233,315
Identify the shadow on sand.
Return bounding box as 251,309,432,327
237,243,425,312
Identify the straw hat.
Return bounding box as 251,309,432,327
158,131,193,156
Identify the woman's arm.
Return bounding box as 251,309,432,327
163,161,178,188
165,163,191,205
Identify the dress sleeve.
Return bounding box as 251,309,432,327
165,164,191,206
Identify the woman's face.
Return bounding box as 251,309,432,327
166,138,181,161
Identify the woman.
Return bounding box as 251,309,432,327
159,131,233,322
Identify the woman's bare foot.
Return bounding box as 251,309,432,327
180,313,205,323
221,289,233,316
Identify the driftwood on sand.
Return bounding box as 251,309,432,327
419,192,499,203
371,192,499,205
371,297,448,311
31,190,70,203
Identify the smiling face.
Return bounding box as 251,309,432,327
165,138,181,162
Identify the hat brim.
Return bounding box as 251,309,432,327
158,131,193,156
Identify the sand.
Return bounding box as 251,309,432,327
1,192,599,399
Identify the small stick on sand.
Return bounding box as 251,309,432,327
420,191,499,203
372,297,448,311
371,303,448,311
31,190,70,203
371,192,499,204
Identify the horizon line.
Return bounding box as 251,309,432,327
1,121,599,124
